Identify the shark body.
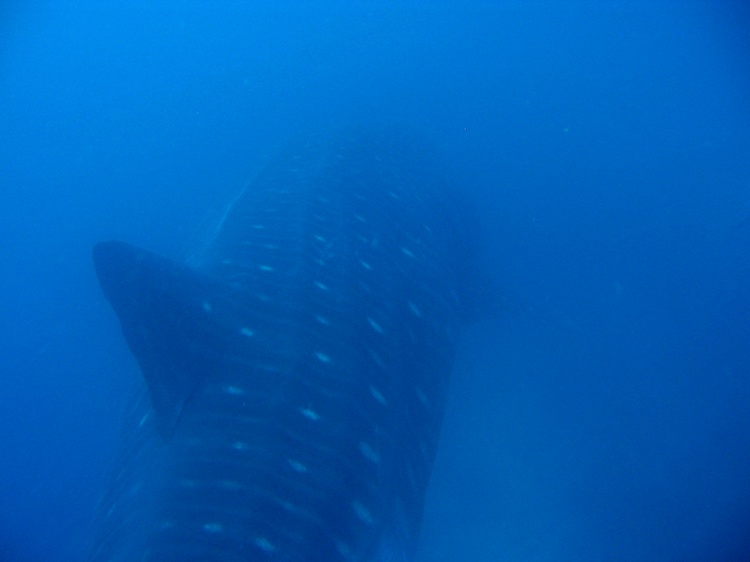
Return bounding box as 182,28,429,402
89,130,477,561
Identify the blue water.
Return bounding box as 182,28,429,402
2,2,749,560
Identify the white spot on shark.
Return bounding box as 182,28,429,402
336,540,353,558
367,317,383,334
352,501,374,525
369,350,385,368
359,441,380,463
223,385,245,395
300,408,320,421
203,523,223,533
288,459,308,473
278,498,298,512
369,385,387,406
254,537,276,553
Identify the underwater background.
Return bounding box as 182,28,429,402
2,1,750,560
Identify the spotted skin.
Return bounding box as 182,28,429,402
89,130,476,561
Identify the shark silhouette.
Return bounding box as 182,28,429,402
89,129,480,561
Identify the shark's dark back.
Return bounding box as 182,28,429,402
89,129,475,561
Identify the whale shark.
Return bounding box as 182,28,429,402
88,129,480,561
